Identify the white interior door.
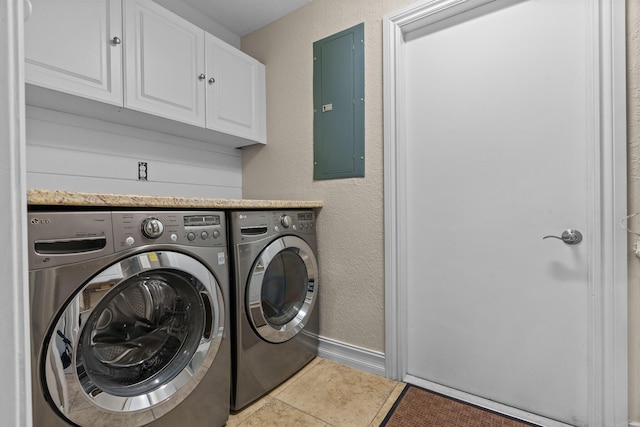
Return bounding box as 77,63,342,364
389,0,625,426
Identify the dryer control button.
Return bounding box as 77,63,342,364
170,233,178,242
125,236,135,246
213,230,220,239
280,215,292,228
201,231,209,240
187,232,196,241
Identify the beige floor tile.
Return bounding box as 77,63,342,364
368,382,406,426
229,357,321,425
275,358,400,426
230,397,330,427
269,356,322,397
227,396,272,427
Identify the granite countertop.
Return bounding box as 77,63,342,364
28,189,323,209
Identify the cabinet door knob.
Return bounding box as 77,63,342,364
112,36,121,45
208,77,215,84
198,73,206,80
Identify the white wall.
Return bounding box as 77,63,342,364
153,0,240,48
26,106,242,199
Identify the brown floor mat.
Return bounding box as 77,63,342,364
380,385,539,427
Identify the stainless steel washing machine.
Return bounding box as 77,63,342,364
28,210,230,427
229,210,319,410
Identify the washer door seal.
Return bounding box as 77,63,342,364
246,236,318,343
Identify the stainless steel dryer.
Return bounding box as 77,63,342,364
28,210,230,427
229,210,319,410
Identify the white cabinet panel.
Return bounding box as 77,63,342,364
25,0,265,147
205,34,266,143
124,0,206,126
25,0,122,105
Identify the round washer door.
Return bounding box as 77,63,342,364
43,251,224,426
246,235,318,343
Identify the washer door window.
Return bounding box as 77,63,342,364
247,236,318,343
44,251,224,425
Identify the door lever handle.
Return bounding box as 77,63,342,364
543,229,583,245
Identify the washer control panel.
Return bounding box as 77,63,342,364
113,211,226,249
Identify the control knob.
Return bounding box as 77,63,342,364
280,215,292,228
141,217,164,239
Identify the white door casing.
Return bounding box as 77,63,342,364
2,1,31,426
383,0,627,426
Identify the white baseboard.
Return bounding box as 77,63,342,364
317,335,386,377
629,423,640,427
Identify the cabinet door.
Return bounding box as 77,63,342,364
124,0,206,126
25,0,123,106
205,33,266,143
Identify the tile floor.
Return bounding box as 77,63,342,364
227,357,406,427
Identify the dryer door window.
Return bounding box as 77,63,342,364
247,236,318,343
44,251,224,425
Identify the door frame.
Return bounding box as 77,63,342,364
382,0,628,425
2,1,31,426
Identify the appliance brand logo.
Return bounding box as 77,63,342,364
30,218,51,225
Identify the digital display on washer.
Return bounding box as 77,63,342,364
297,213,313,221
184,215,220,226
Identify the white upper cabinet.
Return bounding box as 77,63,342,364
24,0,266,147
205,34,266,143
25,0,123,106
124,0,206,127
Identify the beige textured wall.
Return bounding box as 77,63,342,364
629,0,640,422
240,0,415,352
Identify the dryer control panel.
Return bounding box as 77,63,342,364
113,211,226,249
231,210,316,244
270,211,315,234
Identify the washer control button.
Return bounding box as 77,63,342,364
213,230,220,239
125,236,135,246
187,232,196,241
141,217,164,239
201,231,209,240
170,233,178,242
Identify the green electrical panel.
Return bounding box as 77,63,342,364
313,23,364,180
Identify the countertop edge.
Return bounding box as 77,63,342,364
27,189,324,209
